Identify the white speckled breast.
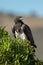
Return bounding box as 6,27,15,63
15,31,27,40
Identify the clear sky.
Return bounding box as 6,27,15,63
0,0,43,16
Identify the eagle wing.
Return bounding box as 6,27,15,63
23,24,37,48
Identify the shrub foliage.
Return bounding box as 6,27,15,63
0,27,43,65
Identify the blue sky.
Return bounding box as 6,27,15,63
0,0,43,16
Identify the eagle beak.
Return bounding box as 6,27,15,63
19,17,23,20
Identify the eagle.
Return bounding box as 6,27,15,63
12,16,37,48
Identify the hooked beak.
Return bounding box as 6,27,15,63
19,17,23,20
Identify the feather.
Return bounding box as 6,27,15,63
23,24,37,48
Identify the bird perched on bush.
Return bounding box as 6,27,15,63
12,16,37,48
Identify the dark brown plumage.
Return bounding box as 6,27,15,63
12,16,37,48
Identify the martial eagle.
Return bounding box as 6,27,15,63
12,16,37,48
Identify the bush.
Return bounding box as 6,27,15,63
0,27,43,65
